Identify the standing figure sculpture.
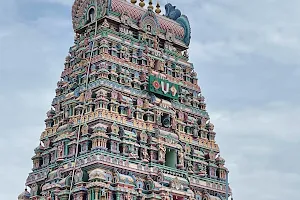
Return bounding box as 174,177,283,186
177,149,185,169
158,143,166,163
57,142,64,158
142,148,150,162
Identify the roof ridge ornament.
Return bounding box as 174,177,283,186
155,1,161,14
148,0,154,10
165,3,181,20
139,0,145,8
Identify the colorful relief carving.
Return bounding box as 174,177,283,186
19,1,232,200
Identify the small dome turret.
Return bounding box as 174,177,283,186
65,55,71,62
46,108,56,118
89,168,106,181
206,122,215,131
216,154,226,165
18,189,30,200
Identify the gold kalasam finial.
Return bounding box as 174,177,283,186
131,0,137,4
148,0,154,10
139,0,145,7
155,1,161,14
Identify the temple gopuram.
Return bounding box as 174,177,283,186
18,0,232,200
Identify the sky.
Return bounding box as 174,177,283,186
0,0,299,199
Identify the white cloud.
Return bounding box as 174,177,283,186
36,0,74,6
211,103,300,141
0,0,299,200
184,0,300,66
0,3,73,199
209,102,300,199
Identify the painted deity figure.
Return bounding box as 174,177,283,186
124,49,130,62
120,45,126,58
183,50,189,58
153,37,159,50
127,105,134,119
64,106,69,119
166,28,174,42
101,188,107,197
162,192,171,200
57,142,64,158
200,117,207,128
74,33,80,46
147,132,153,145
84,37,89,47
143,99,150,109
187,161,194,173
154,60,163,72
55,103,61,112
44,139,50,148
178,149,185,165
74,169,83,183
129,146,138,159
189,196,195,200
101,19,110,28
119,127,125,138
142,148,150,161
30,184,38,196
46,192,51,200
171,115,177,130
147,57,155,69
156,112,162,125
146,25,152,33
193,123,199,138
124,191,132,200
85,89,92,100
77,92,85,103
137,98,143,107
170,177,181,190
140,71,147,82
158,144,166,161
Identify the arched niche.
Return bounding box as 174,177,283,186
139,11,159,35
72,0,108,30
86,7,95,24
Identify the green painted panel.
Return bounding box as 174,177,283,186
148,75,179,99
165,148,177,168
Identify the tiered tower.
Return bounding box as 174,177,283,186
18,0,232,200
